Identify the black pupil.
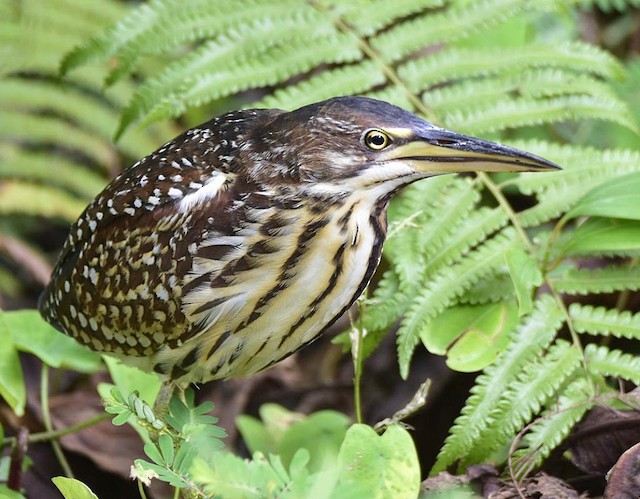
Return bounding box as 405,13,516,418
369,132,386,147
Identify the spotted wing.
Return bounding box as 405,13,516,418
38,120,256,359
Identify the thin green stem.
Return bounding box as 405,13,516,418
138,479,148,499
352,296,367,424
40,365,74,478
2,412,112,447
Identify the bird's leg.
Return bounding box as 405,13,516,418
153,381,176,415
153,380,190,415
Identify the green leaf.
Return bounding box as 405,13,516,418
236,415,276,456
4,310,102,373
504,245,543,316
569,304,640,339
0,485,26,499
0,312,25,417
337,424,420,499
278,411,350,473
565,172,640,220
52,477,99,499
563,218,640,256
421,301,519,372
550,264,640,294
103,355,161,407
0,181,87,222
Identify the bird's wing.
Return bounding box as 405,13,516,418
38,123,258,356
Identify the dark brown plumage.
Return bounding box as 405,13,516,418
39,96,558,383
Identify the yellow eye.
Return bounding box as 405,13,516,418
364,129,391,150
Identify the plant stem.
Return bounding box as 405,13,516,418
352,296,367,424
2,412,112,447
40,365,74,478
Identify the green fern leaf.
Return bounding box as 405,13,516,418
0,181,87,222
373,0,529,62
551,265,640,295
0,149,105,199
432,295,564,474
511,377,593,477
424,69,618,115
397,228,517,378
585,344,640,384
578,0,640,12
446,95,636,135
361,269,403,359
461,340,582,467
569,304,640,339
1,111,114,167
386,177,479,284
62,0,262,76
458,272,515,305
512,143,640,197
120,33,361,133
399,42,624,93
342,0,445,37
256,61,386,111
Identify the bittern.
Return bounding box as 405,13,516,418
39,97,558,384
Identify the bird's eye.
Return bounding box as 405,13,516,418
363,129,391,150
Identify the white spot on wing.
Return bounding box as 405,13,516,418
179,173,227,212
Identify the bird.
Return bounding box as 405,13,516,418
38,96,559,385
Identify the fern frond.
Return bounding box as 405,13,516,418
342,0,444,37
399,42,624,93
0,77,159,157
577,0,640,12
120,32,361,132
445,94,636,135
569,304,640,339
361,269,403,345
1,111,114,167
396,228,517,378
585,344,640,384
413,207,509,288
431,295,564,474
0,149,105,199
460,340,582,467
511,143,640,197
423,69,618,114
257,61,385,110
0,181,87,222
459,272,515,305
551,265,640,295
386,177,479,284
62,0,269,75
511,377,593,477
373,0,529,61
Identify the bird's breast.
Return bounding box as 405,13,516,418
177,195,386,381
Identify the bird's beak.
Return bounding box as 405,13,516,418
381,126,560,173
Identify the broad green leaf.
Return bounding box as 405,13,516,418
278,411,350,473
4,310,102,373
236,415,275,455
420,301,518,372
0,312,25,417
337,424,420,499
102,356,161,407
257,403,304,446
52,477,99,499
565,172,640,220
504,245,543,316
0,485,26,499
563,218,640,256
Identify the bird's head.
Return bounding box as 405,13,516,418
247,96,558,196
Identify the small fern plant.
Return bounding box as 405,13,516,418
32,0,640,486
